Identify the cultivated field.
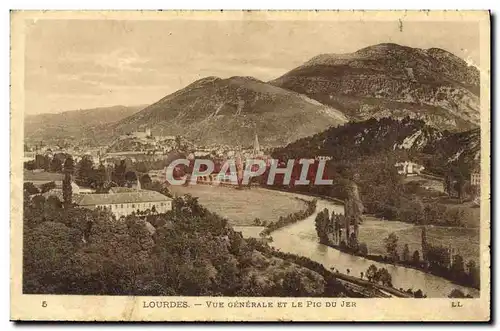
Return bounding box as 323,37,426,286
24,170,64,182
169,185,309,226
403,175,481,228
358,216,480,266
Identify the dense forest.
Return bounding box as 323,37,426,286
266,117,479,227
23,188,356,297
272,117,478,177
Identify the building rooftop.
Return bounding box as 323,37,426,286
76,190,171,206
42,189,81,204
109,187,141,193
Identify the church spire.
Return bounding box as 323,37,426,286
253,133,260,155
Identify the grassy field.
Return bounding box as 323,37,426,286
169,185,309,226
403,175,444,193
24,170,64,182
358,216,480,265
402,175,481,228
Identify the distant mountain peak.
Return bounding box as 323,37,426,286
355,42,414,53
101,75,347,147
271,43,480,132
24,105,145,145
225,76,262,82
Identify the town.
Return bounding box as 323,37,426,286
23,125,481,221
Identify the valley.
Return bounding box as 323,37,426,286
22,42,484,299
168,184,309,226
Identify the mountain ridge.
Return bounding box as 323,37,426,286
271,116,480,176
271,43,480,132
103,75,348,147
25,43,481,149
24,105,147,146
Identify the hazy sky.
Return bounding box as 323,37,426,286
24,19,480,115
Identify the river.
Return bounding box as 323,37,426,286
268,197,479,298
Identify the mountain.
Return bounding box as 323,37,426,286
423,127,480,167
271,43,480,132
25,105,146,146
104,76,348,147
272,117,479,176
272,117,441,159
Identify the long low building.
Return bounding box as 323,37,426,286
76,190,172,219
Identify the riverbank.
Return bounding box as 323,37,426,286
259,198,317,236
248,238,410,298
262,185,345,205
269,197,479,298
169,185,310,226
321,241,479,291
170,186,479,297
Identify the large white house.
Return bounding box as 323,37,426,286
395,161,425,176
76,190,172,218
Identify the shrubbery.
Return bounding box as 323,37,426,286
259,199,317,236
23,192,350,297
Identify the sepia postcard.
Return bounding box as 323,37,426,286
10,10,491,322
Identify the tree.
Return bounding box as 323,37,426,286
49,157,63,172
23,182,39,195
344,181,364,239
62,172,72,208
455,172,466,203
40,181,56,194
451,254,466,278
397,197,425,225
348,232,359,252
281,270,310,296
113,160,127,186
414,289,425,298
46,195,62,211
444,170,453,196
95,163,107,190
366,264,378,282
175,135,182,150
63,156,75,174
31,195,45,210
384,232,399,261
332,213,341,245
135,162,149,174
412,250,420,265
358,242,368,256
140,174,152,189
77,155,94,187
421,227,428,261
24,160,36,170
35,154,50,170
466,260,480,288
402,244,410,262
314,209,330,244
23,221,82,293
125,171,138,187
426,244,451,269
448,289,467,298
375,268,392,287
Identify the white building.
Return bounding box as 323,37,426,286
24,152,36,162
395,161,425,176
471,172,481,186
76,190,172,219
315,156,333,162
148,169,166,183
30,180,87,194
